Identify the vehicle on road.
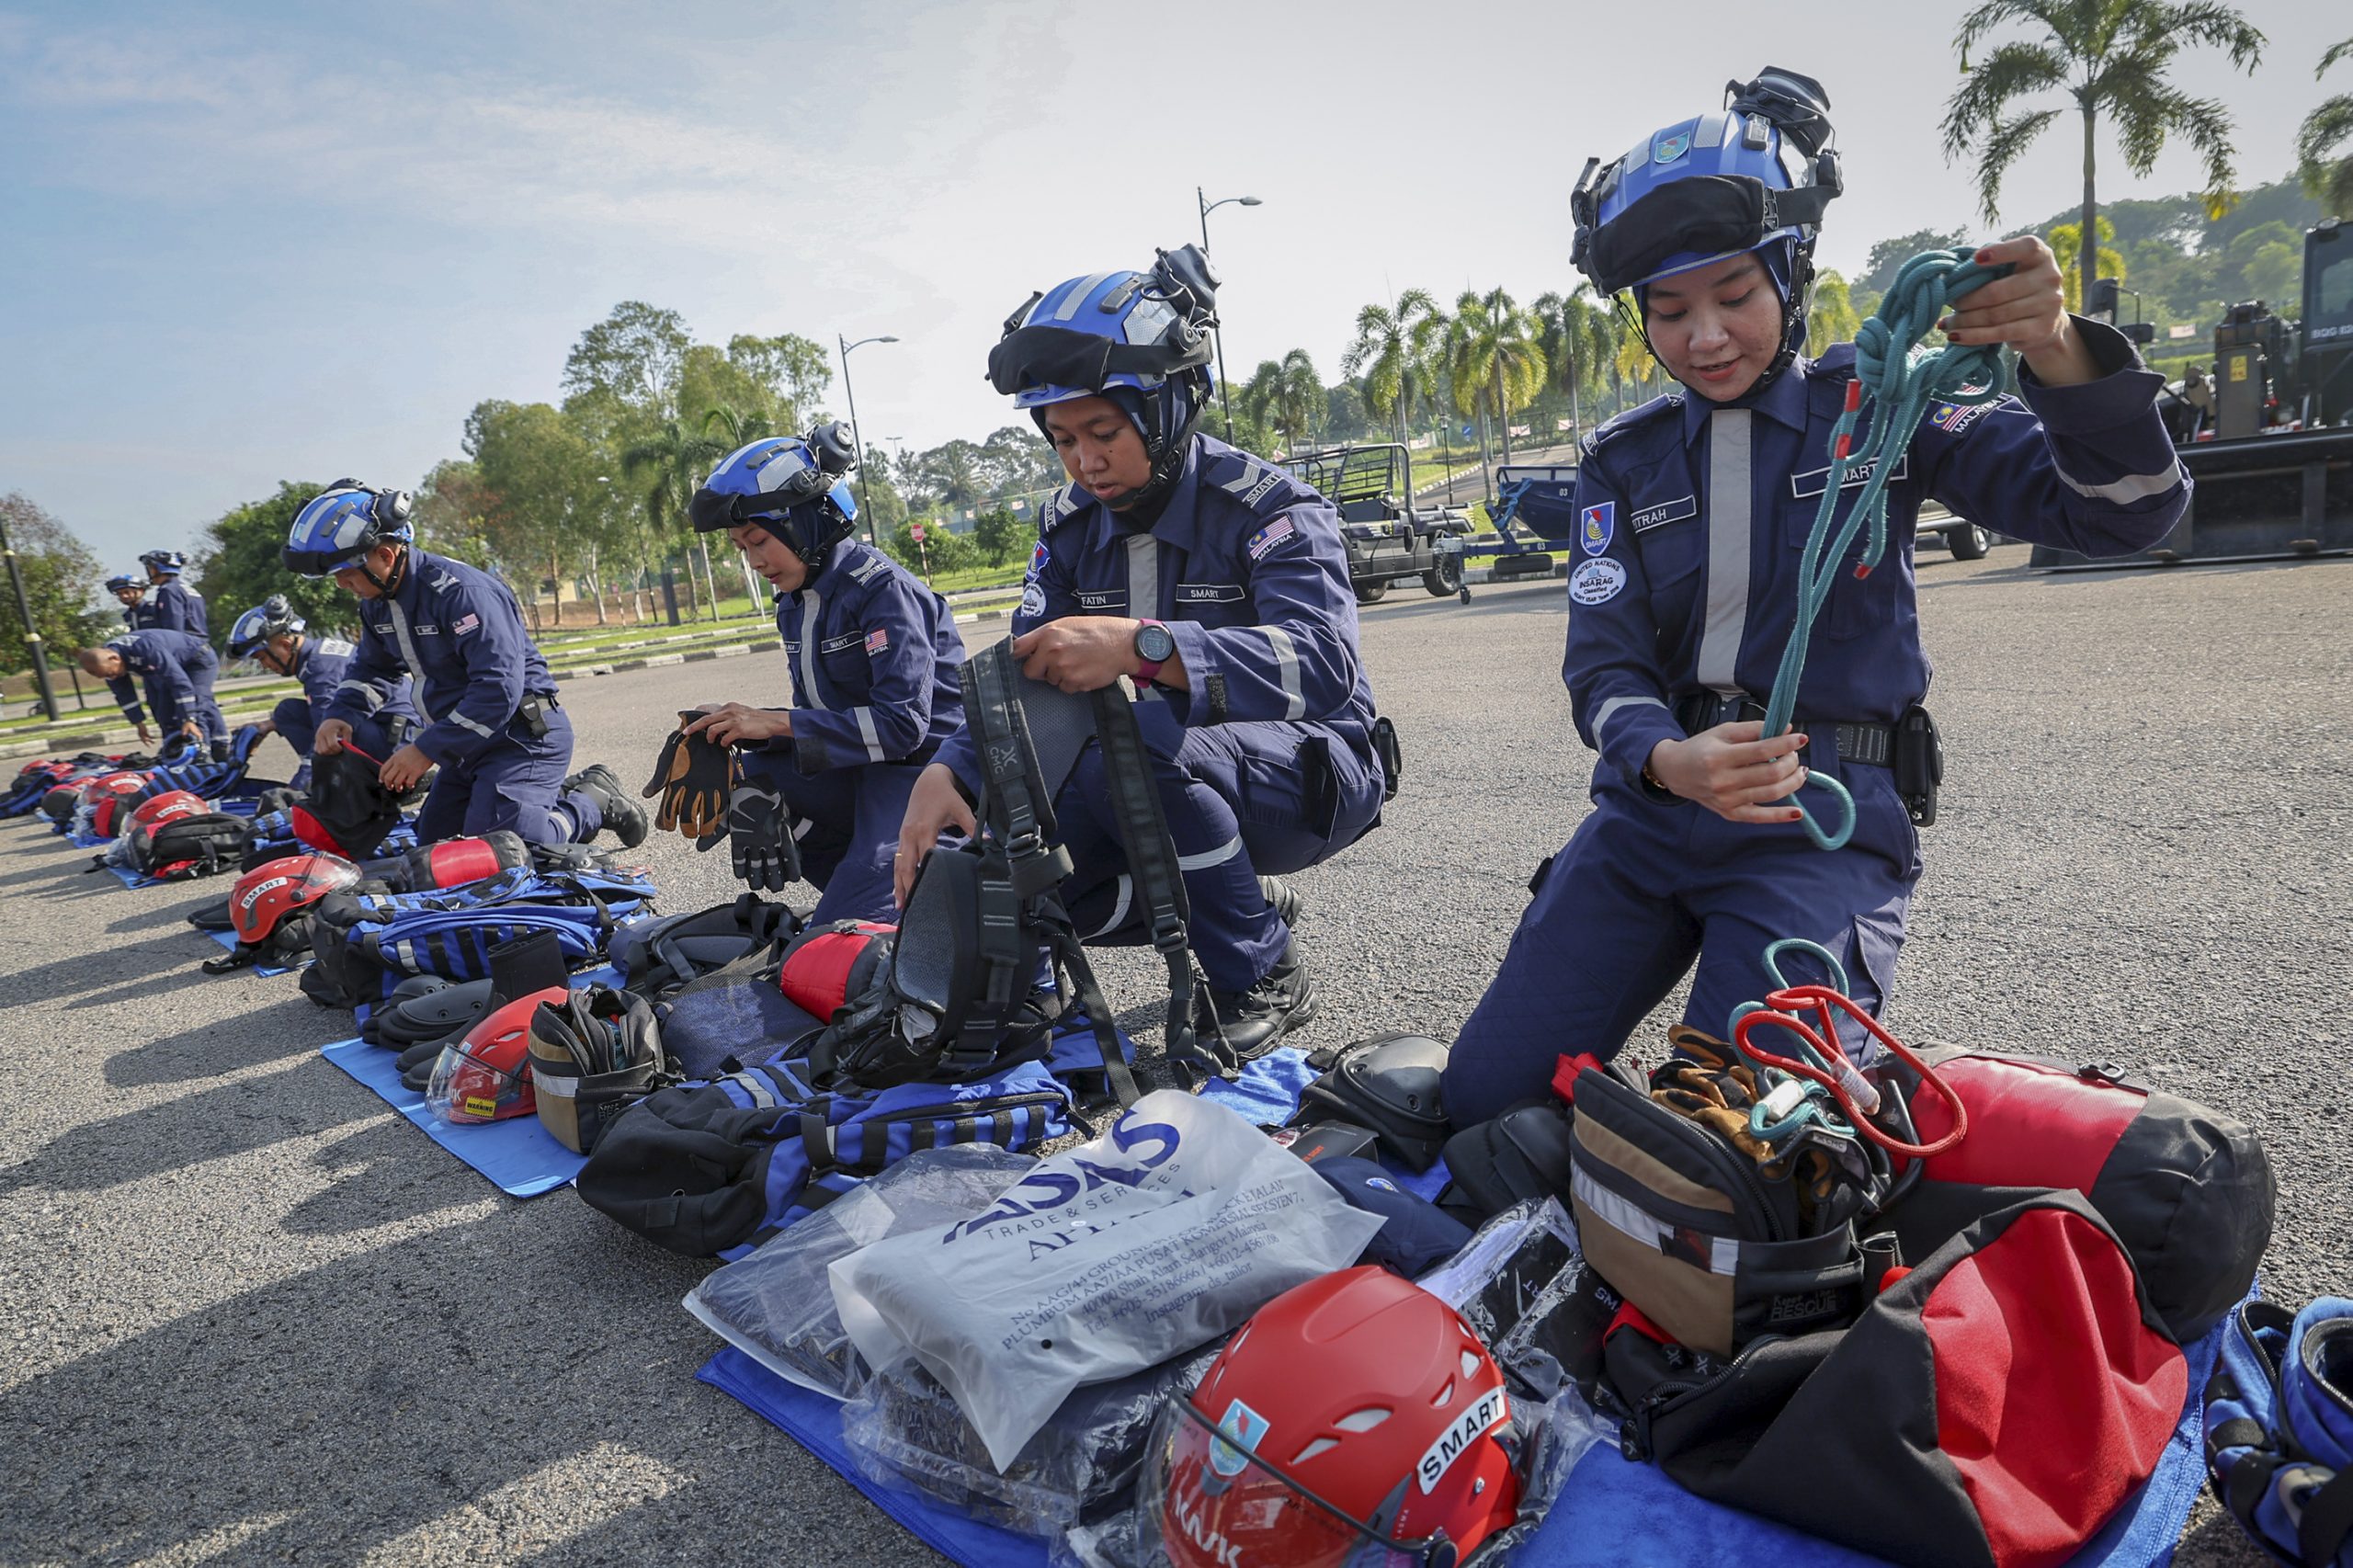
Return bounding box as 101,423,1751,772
1279,442,1475,604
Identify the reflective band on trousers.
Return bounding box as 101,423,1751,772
1696,408,1754,698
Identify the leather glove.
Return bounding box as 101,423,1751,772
641,720,732,841
725,770,800,892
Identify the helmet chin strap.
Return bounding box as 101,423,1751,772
362,544,407,597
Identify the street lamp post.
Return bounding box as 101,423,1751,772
0,505,60,722
1197,187,1262,444
838,333,899,546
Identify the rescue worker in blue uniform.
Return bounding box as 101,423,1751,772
1443,68,2191,1124
136,550,208,638
676,424,967,925
898,245,1391,1057
228,594,416,790
107,574,148,631
77,628,229,755
283,480,645,849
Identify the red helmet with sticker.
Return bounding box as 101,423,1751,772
79,770,151,803
426,984,570,1125
230,853,360,945
1142,1266,1521,1568
127,790,206,833
87,775,159,837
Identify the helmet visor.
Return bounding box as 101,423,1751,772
1139,1398,1456,1568
425,1036,534,1125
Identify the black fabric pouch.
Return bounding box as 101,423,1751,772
1438,1097,1576,1225
1291,1031,1452,1172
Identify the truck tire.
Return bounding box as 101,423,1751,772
1944,523,1993,561
1422,555,1463,597
1353,581,1389,606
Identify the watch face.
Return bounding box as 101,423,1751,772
1138,623,1176,663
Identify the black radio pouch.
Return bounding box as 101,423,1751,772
1892,703,1942,826
1371,716,1404,802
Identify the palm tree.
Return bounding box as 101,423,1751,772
2045,217,2126,311
1340,290,1438,445
1447,289,1548,484
1531,289,1612,443
620,416,727,621
2300,39,2353,218
1940,0,2264,313
699,404,780,605
1243,353,1324,455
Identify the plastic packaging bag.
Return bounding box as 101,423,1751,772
830,1091,1384,1470
843,1345,1220,1539
1417,1195,1582,1346
684,1144,1036,1397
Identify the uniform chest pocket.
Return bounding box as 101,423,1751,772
1779,501,1891,642
818,642,873,704
1633,517,1707,637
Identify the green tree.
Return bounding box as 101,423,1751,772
1806,269,1866,349
0,493,114,678
2222,220,2299,302
1447,289,1547,468
464,399,602,627
2301,40,2353,218
1340,290,1440,444
976,425,1061,499
972,505,1022,567
724,333,832,428
189,483,351,645
1941,0,2265,313
855,443,909,546
562,301,690,421
1530,288,1612,439
1861,228,1974,294
1242,350,1324,454
620,417,726,621
2046,215,2127,309
412,460,494,566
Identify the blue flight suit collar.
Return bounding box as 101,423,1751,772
1679,358,1813,446
1108,438,1209,554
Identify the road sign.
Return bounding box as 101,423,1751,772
910,522,927,542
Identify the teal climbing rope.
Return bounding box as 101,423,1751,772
1767,247,2016,850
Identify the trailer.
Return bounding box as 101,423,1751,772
2033,217,2353,570
1279,443,1475,604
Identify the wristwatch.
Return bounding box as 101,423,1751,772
1132,619,1176,685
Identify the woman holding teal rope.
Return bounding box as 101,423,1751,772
1442,66,2189,1124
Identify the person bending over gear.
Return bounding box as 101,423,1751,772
674,424,967,925
228,594,417,790
283,480,646,849
136,550,208,638
1441,68,2189,1125
898,245,1390,1058
78,629,230,756
107,574,148,631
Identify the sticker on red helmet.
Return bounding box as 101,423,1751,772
1415,1384,1508,1494
1209,1400,1269,1479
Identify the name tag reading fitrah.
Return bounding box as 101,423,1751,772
1631,495,1698,532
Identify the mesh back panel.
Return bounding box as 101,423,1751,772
892,857,963,1010
1013,673,1101,801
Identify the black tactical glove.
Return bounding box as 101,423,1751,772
725,770,800,892
641,718,732,842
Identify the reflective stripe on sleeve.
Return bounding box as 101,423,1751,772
334,679,385,713
450,710,494,738
1262,626,1306,721
2052,459,2187,506
1595,694,1667,733
853,707,885,763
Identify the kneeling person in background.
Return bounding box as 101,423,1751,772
679,424,966,925
79,628,230,757
282,480,645,848
228,594,417,790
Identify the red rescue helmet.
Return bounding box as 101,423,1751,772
1143,1267,1521,1568
128,790,206,833
426,983,570,1125
80,770,151,804
230,852,360,945
88,778,160,837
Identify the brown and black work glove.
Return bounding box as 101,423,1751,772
642,718,732,844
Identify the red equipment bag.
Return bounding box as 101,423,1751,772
1606,1189,2188,1568
1886,1049,2273,1341
777,920,895,1021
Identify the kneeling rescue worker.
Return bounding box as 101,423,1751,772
228,593,417,790
897,244,1392,1058
677,423,967,925
282,480,646,849
1442,67,2190,1124
79,628,230,757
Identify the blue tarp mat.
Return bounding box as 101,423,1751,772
205,926,300,977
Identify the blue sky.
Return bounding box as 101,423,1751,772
2,0,2336,570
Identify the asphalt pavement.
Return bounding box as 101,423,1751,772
3,541,2345,1565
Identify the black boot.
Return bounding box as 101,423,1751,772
1197,941,1317,1061
1257,875,1303,929
562,763,649,849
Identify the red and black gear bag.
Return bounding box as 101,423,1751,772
777,920,896,1020
1606,1189,2188,1568
1885,1049,2273,1341
127,812,252,880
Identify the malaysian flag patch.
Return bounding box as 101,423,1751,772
1246,517,1294,561
1930,402,1989,436
452,613,480,636
865,627,890,655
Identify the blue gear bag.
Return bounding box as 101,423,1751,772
2205,1294,2353,1566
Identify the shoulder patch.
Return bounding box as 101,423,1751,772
1927,401,1993,437
864,626,890,655
1568,557,1628,606
1039,483,1087,533
1578,502,1615,555
317,638,357,658
1024,538,1051,582
846,552,889,585
1017,582,1046,619
1245,517,1295,561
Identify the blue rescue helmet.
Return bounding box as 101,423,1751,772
139,549,188,578
987,244,1220,511
107,574,142,595
228,594,306,660
283,480,414,578
688,422,860,569
1572,67,1841,376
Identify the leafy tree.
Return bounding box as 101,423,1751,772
976,425,1061,498
562,301,690,421
1530,289,1613,438
1805,269,1866,349
725,333,832,429
2301,40,2353,218
464,399,603,626
1242,350,1324,454
0,492,115,675
413,460,494,566
1340,290,1440,444
620,417,727,620
972,505,1022,567
2046,216,2127,309
1861,229,1973,295
1941,0,2265,312
189,483,351,644
853,443,908,546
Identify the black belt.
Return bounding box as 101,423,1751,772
1674,693,1893,767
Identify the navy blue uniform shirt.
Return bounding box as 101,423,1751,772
754,540,966,774
102,629,214,727
935,434,1379,793
132,580,208,639
1565,314,2188,790
295,634,414,728
323,548,556,767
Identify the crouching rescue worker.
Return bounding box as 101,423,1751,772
228,594,416,790
1442,68,2191,1124
897,245,1392,1058
282,480,646,848
675,423,966,924
136,549,209,638
79,628,229,756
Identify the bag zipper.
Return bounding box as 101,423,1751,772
1623,1333,1784,1461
